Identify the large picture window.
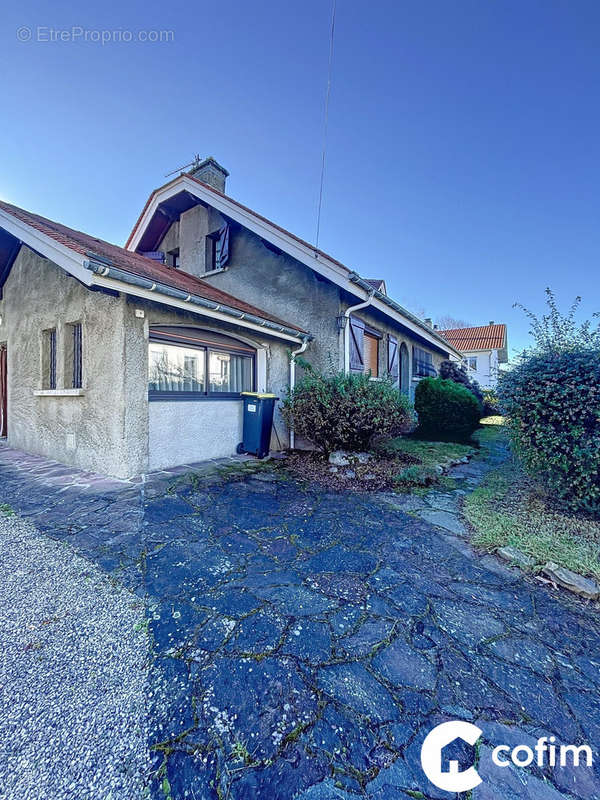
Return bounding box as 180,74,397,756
148,327,255,400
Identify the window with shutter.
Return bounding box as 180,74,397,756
349,317,365,371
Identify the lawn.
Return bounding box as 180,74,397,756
465,418,600,581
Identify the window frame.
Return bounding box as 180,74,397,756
66,322,83,389
148,328,256,402
412,346,436,378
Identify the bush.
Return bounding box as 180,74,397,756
482,388,500,416
438,359,484,408
414,378,481,441
499,350,600,514
281,364,415,453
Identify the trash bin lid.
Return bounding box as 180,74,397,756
241,392,279,399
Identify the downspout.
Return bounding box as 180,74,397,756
343,290,375,374
289,338,310,449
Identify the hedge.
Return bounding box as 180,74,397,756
499,350,600,514
414,377,481,442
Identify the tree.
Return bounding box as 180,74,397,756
435,315,472,330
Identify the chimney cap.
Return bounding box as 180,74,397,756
489,320,495,326
188,156,229,192
424,317,433,328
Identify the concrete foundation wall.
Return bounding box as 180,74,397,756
148,400,243,469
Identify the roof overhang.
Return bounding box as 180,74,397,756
0,207,306,345
127,175,463,359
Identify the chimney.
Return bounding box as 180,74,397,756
424,317,433,328
489,320,495,326
188,156,229,193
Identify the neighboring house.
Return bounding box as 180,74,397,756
439,323,508,389
0,157,462,477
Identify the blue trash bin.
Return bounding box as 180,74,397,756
237,392,279,459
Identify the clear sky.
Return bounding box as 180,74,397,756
2,0,599,354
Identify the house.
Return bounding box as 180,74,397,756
438,323,508,389
0,157,462,478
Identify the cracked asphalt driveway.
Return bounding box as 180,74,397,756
1,445,600,800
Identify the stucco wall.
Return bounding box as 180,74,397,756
0,247,143,478
148,400,244,469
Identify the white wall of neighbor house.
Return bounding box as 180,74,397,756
464,349,498,389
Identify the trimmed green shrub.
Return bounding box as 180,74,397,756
438,359,484,409
281,364,415,453
415,377,481,441
499,350,600,514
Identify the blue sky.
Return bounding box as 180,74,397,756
2,0,599,354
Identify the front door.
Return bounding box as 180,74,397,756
0,345,7,437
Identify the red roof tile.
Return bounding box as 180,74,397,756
439,324,507,352
0,200,305,333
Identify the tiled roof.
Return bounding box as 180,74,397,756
439,324,507,352
0,200,305,332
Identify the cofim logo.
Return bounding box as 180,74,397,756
420,721,594,793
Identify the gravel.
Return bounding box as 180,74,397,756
0,511,150,799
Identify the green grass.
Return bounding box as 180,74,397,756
465,447,600,581
381,436,475,467
0,503,14,516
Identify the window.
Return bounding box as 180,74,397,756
465,356,477,372
42,328,57,389
65,322,83,389
413,346,436,378
348,316,382,377
388,335,399,385
148,327,255,399
364,332,379,377
205,224,230,273
167,248,180,269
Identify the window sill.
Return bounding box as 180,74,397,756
201,267,228,278
34,389,85,397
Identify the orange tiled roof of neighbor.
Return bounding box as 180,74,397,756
439,323,507,352
0,200,306,333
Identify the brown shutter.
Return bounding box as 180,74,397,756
388,335,399,383
349,317,365,371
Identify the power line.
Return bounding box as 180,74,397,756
315,0,337,251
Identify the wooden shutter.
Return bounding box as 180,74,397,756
388,335,399,383
349,317,365,371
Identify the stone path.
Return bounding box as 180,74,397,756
1,441,599,799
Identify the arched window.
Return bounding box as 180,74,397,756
148,327,255,399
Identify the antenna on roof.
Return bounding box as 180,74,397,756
315,0,337,251
165,154,201,178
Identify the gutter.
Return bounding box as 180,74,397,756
347,272,462,359
83,256,312,344
289,338,309,449
343,290,375,373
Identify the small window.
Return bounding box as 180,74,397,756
205,234,218,273
465,356,477,372
413,346,436,378
167,248,180,269
42,329,57,389
65,322,83,389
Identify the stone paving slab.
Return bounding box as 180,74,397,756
1,443,600,799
